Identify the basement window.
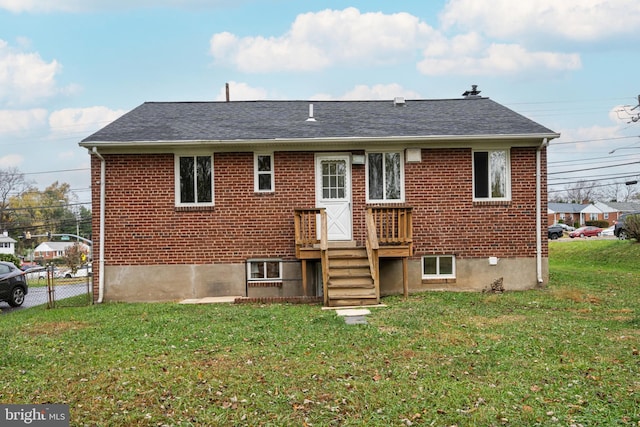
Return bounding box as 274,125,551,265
247,259,282,282
422,255,456,279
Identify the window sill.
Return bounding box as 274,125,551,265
248,281,282,288
175,205,215,212
422,278,456,285
473,200,511,207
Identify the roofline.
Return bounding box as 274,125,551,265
80,133,560,150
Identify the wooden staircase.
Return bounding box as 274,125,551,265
295,207,412,307
325,247,378,307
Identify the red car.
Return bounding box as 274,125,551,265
569,226,602,238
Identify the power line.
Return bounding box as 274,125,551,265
548,160,640,175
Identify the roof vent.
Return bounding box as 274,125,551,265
393,97,406,106
306,103,316,122
462,85,481,98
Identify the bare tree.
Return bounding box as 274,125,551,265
0,167,31,231
562,180,600,203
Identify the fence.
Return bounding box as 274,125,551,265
24,265,92,308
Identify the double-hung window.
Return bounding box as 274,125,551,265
175,154,213,206
254,153,274,192
473,149,510,200
367,151,404,202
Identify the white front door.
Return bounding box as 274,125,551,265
315,154,352,241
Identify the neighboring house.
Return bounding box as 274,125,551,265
33,242,89,260
603,201,640,215
548,203,587,227
0,231,16,256
79,91,559,306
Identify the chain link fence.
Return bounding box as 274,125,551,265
24,265,92,308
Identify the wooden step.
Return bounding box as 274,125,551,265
329,257,369,268
328,248,368,258
328,276,374,288
328,296,379,307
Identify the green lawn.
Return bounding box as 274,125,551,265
1,240,638,426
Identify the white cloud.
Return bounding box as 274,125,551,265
0,39,63,107
418,40,581,76
48,106,126,135
210,7,435,73
311,84,421,101
213,81,268,101
0,153,23,168
440,0,640,42
0,109,48,135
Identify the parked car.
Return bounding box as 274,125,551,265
614,211,640,240
569,226,603,238
60,264,92,279
0,261,28,307
22,265,63,282
556,223,575,232
548,225,564,240
601,226,615,236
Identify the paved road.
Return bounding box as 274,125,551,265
0,283,90,314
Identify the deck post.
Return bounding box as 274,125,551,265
301,259,307,296
402,257,408,299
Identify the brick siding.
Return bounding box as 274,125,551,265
90,146,547,295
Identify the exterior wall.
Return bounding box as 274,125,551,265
91,145,547,302
380,257,548,295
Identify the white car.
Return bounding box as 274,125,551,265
22,266,64,282
601,226,615,236
60,265,92,279
556,223,575,232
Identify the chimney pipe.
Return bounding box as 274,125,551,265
225,83,230,102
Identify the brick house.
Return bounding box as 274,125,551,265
80,92,559,306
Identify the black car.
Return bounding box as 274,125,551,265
614,211,640,239
0,261,28,307
548,224,564,240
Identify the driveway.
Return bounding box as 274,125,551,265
0,283,90,314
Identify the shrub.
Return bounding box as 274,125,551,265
585,220,609,228
622,213,640,242
0,253,21,265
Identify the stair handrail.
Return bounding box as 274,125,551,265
319,209,329,305
365,208,380,302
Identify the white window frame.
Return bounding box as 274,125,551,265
472,149,511,201
174,153,214,207
589,213,598,221
365,150,405,203
247,259,282,282
254,152,275,193
422,255,456,279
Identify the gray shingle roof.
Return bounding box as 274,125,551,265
81,98,558,145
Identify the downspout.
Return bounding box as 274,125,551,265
536,138,548,284
89,147,106,303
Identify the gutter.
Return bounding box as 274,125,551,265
88,147,106,303
536,138,549,284
78,132,562,150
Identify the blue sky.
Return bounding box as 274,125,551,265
1,0,639,206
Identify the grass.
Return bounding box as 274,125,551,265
1,240,639,426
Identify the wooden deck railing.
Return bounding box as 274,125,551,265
294,208,323,255
368,207,413,247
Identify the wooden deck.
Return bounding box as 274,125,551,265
294,207,412,307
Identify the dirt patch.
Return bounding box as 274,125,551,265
22,321,90,336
